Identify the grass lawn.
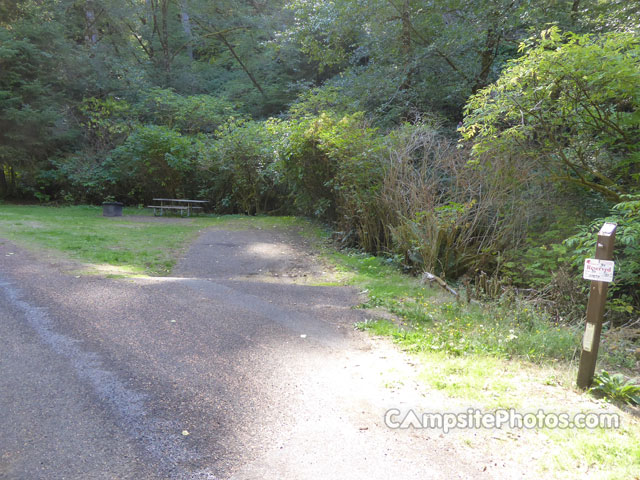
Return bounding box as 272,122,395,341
0,205,206,275
0,204,638,479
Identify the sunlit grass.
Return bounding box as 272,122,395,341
417,352,521,408
330,250,435,301
541,422,640,480
0,205,199,274
346,257,580,363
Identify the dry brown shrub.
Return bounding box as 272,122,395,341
377,124,543,278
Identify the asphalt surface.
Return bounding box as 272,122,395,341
0,225,511,479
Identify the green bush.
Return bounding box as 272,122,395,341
590,371,640,405
462,28,640,203
276,113,342,218
45,154,117,204
107,125,202,203
137,88,238,135
79,97,134,152
378,124,534,278
274,116,536,279
307,112,385,248
204,119,284,214
496,195,640,325
276,111,383,223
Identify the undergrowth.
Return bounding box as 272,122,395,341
341,250,580,364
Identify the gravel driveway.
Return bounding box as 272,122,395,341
0,225,515,479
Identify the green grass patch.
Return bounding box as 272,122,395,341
330,250,435,302
335,250,578,364
403,300,577,362
542,423,640,480
348,271,580,364
418,352,521,408
0,205,200,275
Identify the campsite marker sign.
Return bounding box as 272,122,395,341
576,223,617,390
583,258,615,283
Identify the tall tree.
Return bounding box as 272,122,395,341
0,1,88,197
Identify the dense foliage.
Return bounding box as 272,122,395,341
462,28,640,203
1,1,638,323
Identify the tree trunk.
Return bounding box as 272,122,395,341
471,26,500,94
149,0,171,83
218,34,266,97
0,164,7,198
571,0,581,25
85,1,98,45
401,0,411,57
160,0,171,80
399,0,412,91
180,1,194,60
8,166,16,197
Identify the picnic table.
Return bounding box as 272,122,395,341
147,198,208,217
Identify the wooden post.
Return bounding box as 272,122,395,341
576,223,617,390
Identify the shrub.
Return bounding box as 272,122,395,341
308,113,385,248
378,124,537,278
46,154,117,204
79,97,134,152
590,371,640,405
276,111,383,223
107,125,202,203
137,88,238,135
276,113,342,218
274,116,539,279
462,28,640,203
204,119,284,215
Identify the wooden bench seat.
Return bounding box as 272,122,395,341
147,205,189,210
147,205,190,216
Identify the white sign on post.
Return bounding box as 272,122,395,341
582,323,596,352
583,258,615,282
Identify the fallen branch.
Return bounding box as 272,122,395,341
421,271,458,297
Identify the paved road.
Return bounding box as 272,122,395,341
0,225,507,479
